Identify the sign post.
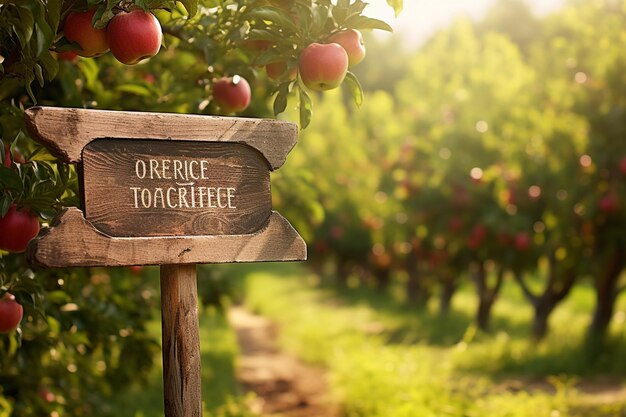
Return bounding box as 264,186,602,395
24,106,306,417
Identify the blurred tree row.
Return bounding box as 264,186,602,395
296,0,626,347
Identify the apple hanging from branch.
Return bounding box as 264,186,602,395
0,293,23,334
212,75,252,114
107,10,163,65
298,43,348,91
63,9,109,57
327,29,366,67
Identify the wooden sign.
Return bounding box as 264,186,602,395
24,106,307,417
24,106,307,267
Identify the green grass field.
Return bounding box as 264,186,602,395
242,264,626,417
101,263,626,417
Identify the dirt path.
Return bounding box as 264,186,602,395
229,306,340,417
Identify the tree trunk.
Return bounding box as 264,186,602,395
471,262,504,333
513,253,577,342
588,249,625,343
335,256,350,288
405,255,429,307
531,300,555,341
439,271,457,316
374,267,391,291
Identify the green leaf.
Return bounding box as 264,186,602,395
0,195,11,217
386,0,403,16
13,8,34,48
39,51,59,80
93,0,118,29
33,6,54,56
115,84,154,97
344,71,363,107
247,7,299,34
178,0,198,17
273,82,290,116
343,15,393,32
46,0,63,33
0,166,23,192
26,81,36,104
255,49,287,66
246,28,285,44
34,64,44,87
313,4,330,31
298,87,312,129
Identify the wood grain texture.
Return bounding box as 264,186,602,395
160,265,202,417
27,207,307,267
24,106,298,169
83,139,271,237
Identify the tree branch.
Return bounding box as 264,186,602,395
513,269,538,303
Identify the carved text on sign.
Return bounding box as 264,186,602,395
130,158,237,209
82,139,272,237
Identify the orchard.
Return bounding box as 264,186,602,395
2,0,626,415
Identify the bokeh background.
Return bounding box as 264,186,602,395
1,0,626,416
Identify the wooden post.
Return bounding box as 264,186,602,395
160,264,202,417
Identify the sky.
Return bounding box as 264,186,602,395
364,0,567,47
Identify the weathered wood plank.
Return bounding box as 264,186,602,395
24,106,298,169
161,264,202,417
83,139,271,237
27,207,307,267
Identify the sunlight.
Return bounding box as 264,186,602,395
365,0,567,47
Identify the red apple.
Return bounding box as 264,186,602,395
212,75,251,113
599,194,620,214
467,224,488,249
129,265,144,275
298,43,348,91
327,29,366,67
56,51,79,61
266,61,297,81
330,226,344,239
0,293,23,333
63,9,109,57
107,10,162,65
619,157,626,176
0,205,40,253
38,388,56,403
143,73,156,84
447,216,463,233
314,240,328,253
514,232,532,251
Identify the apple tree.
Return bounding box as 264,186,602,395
0,0,401,414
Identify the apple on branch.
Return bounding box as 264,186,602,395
0,293,23,334
63,9,109,57
0,205,40,253
107,10,163,65
212,75,252,114
514,232,532,251
299,43,348,91
327,29,366,67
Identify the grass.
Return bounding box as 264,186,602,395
96,262,626,417
101,303,251,417
242,263,626,417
